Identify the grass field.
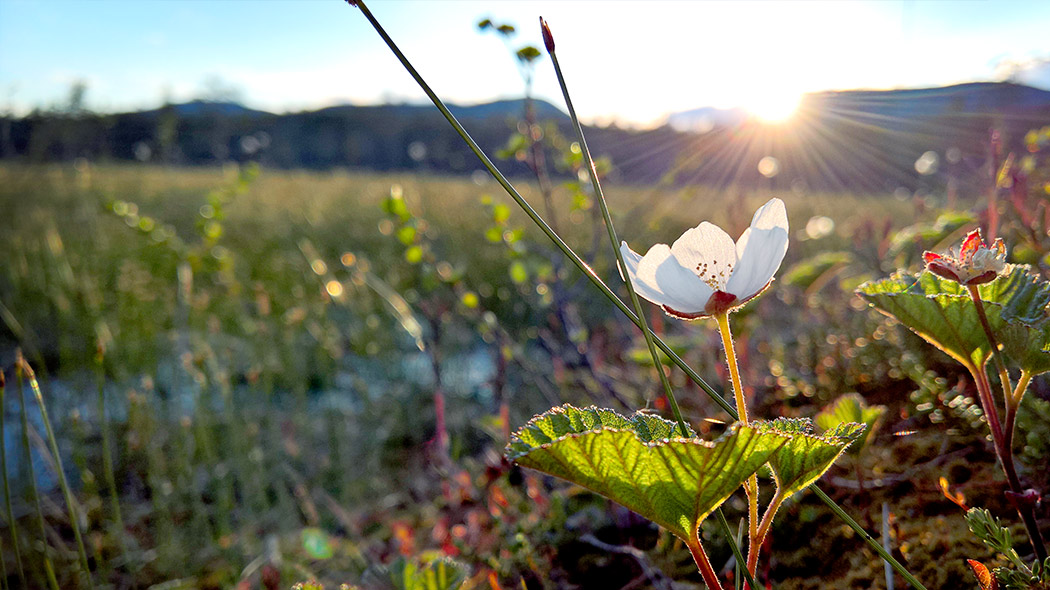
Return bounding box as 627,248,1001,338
1,161,1047,589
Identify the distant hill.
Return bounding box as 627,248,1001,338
666,106,749,132
2,83,1049,193
160,100,272,118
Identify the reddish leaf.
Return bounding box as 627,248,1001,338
966,559,997,590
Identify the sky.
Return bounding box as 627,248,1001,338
1,0,1049,126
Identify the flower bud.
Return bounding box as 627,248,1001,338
540,17,555,53
922,229,1007,286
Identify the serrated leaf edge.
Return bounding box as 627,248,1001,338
505,404,700,460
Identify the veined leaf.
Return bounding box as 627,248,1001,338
815,393,886,455
754,418,864,499
856,266,1050,374
506,405,789,541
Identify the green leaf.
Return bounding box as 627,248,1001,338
301,527,334,560
383,194,411,221
492,203,511,224
857,267,1050,374
396,225,417,246
754,418,864,499
815,393,886,455
506,405,789,541
516,45,541,63
404,246,424,264
509,261,527,284
460,291,479,309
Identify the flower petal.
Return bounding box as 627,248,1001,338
960,229,983,261
669,222,737,291
621,241,712,313
725,198,789,301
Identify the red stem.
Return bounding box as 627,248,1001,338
688,537,725,590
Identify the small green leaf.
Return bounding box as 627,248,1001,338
383,194,411,221
505,229,524,244
497,133,529,160
396,225,417,246
507,405,789,542
516,45,541,63
492,203,511,224
460,291,479,309
484,226,502,243
754,418,864,499
301,527,334,560
815,393,886,455
509,261,527,284
405,246,424,264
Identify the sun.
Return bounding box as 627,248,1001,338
743,91,802,123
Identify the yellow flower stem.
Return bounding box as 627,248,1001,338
714,312,760,585
714,312,748,425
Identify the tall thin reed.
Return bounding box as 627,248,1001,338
95,342,129,567
15,358,60,590
347,3,927,587
1,370,27,589
20,356,94,589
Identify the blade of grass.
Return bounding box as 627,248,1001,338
541,21,758,590
20,356,94,589
95,342,130,570
16,359,60,590
347,4,926,588
1,370,27,590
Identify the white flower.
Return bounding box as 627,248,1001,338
620,198,789,319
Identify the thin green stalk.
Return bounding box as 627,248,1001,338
16,361,60,590
714,505,760,590
1,370,26,590
543,15,684,436
21,359,94,588
1,371,27,588
347,4,926,587
95,345,128,562
546,25,756,587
